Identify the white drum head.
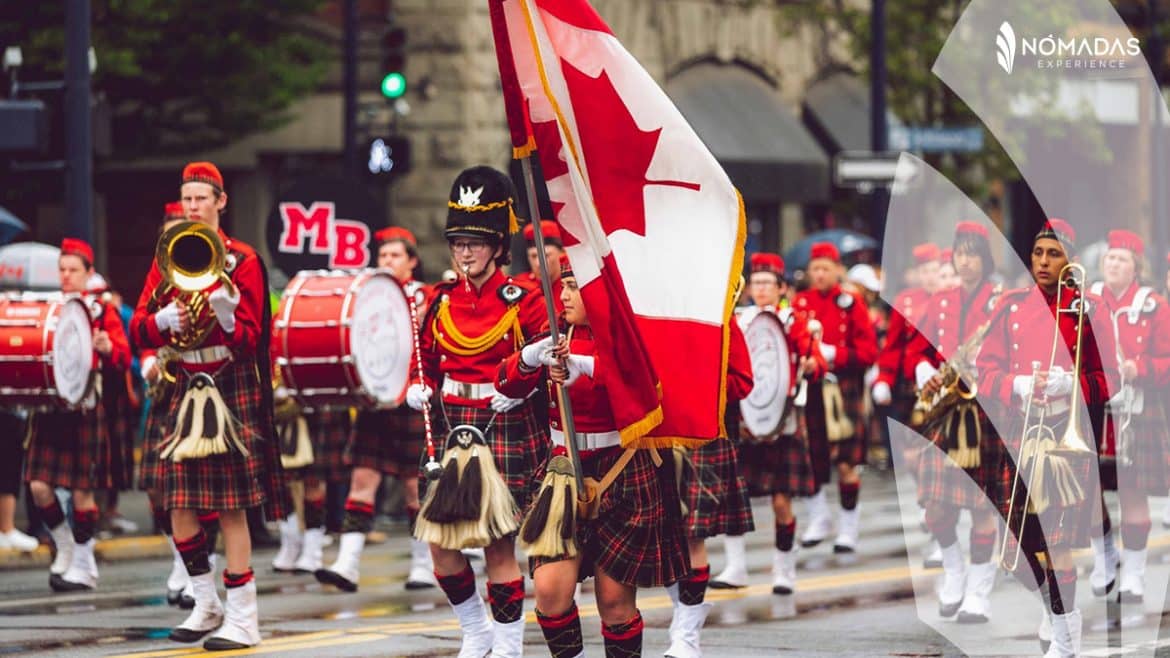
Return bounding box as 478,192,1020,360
740,311,790,440
53,299,93,406
349,273,413,406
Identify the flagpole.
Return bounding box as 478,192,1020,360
519,155,585,492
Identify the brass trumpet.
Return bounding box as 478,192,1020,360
1000,263,1094,570
154,221,236,350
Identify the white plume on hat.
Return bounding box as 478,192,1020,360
847,264,882,293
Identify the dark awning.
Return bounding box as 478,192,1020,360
668,64,829,204
802,73,902,153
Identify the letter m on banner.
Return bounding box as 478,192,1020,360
278,202,371,268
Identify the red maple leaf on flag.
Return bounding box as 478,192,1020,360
560,60,699,238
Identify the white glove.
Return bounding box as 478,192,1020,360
1045,366,1074,398
915,361,940,390
863,364,879,388
819,342,838,365
140,355,158,381
208,286,241,335
154,302,181,334
563,354,596,387
489,393,524,413
872,381,893,405
405,383,433,411
1012,375,1035,400
520,336,556,370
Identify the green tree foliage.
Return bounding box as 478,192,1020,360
0,0,330,158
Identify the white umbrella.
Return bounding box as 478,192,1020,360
0,242,60,291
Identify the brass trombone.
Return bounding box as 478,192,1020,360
153,221,236,350
999,263,1094,570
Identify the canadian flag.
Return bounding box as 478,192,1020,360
489,0,745,446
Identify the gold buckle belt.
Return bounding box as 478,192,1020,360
440,378,497,401
550,428,622,451
179,345,232,364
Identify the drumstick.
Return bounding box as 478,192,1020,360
407,290,442,480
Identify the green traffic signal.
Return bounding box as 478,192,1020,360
381,72,407,99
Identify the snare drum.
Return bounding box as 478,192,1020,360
0,293,94,408
274,270,414,409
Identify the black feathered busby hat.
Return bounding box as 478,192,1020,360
446,166,519,242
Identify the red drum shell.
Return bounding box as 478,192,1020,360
0,295,94,409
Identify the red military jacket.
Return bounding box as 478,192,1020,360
130,229,266,367
416,268,547,408
1091,281,1170,387
893,287,930,326
874,287,930,388
976,285,1116,410
496,324,613,434
908,280,999,373
794,284,878,375
82,294,132,373
522,271,564,315
727,319,754,402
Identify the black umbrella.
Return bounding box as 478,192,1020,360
0,206,29,246
784,229,878,271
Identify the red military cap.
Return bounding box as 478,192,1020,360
163,202,185,222
912,243,940,264
955,221,989,239
1035,218,1076,253
375,226,417,247
749,252,785,276
1107,229,1143,256
60,237,94,265
809,242,840,263
940,248,953,263
522,220,561,243
559,253,574,279
182,161,224,192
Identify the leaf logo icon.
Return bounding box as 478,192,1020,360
996,21,1016,74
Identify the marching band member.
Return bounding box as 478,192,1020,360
25,237,129,591
976,219,1116,657
873,243,940,419
907,222,1004,623
498,254,688,658
316,227,439,591
794,243,879,553
937,248,959,291
523,220,566,314
736,253,827,596
407,166,550,658
1088,230,1170,604
131,162,286,650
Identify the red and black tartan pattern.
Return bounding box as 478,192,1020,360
25,404,112,491
915,406,1010,511
158,357,288,519
102,370,136,491
1103,419,1170,495
422,401,550,512
530,447,690,588
346,406,427,477
137,390,173,493
996,414,1098,552
805,378,867,486
305,408,352,484
680,437,755,539
738,412,817,498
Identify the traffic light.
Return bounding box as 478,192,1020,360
366,135,411,181
380,26,407,100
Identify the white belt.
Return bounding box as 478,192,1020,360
179,345,232,364
550,428,621,451
441,378,498,401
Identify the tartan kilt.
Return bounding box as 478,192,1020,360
305,408,352,484
423,400,550,512
347,406,427,477
529,447,690,588
738,411,817,498
102,371,136,491
158,357,288,519
25,403,112,491
137,391,174,492
916,405,1010,511
805,378,866,486
680,437,755,539
997,413,1097,551
1102,419,1169,495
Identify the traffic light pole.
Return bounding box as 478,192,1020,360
870,0,889,239
65,0,92,244
343,0,358,175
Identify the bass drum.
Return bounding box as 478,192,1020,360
274,270,414,409
0,294,94,409
737,308,791,443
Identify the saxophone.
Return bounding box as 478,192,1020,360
911,319,991,429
